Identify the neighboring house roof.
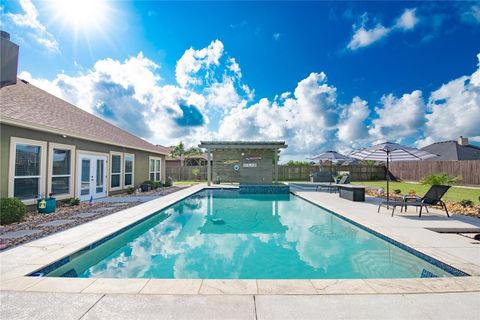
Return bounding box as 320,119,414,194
421,140,480,161
0,79,169,155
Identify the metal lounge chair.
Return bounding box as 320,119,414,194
378,185,451,217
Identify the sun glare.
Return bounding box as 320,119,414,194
51,0,111,31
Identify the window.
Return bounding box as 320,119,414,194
9,138,47,203
149,157,162,181
124,154,134,187
110,152,122,190
49,143,75,198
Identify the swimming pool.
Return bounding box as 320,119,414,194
32,189,466,279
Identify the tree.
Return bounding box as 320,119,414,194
170,142,203,167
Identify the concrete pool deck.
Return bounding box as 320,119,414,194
1,184,479,319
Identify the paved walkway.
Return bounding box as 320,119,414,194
1,291,479,320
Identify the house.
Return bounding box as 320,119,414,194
421,136,480,161
0,31,169,205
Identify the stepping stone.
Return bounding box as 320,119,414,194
72,212,100,219
0,229,42,239
39,219,75,227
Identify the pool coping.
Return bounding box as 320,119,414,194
1,184,479,295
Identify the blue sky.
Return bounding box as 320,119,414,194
2,1,480,160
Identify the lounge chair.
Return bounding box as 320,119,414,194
378,185,451,217
315,174,351,192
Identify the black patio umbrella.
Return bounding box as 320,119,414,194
308,151,348,180
349,142,437,204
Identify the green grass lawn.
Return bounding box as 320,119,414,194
352,181,480,204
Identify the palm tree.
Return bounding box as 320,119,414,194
170,142,203,167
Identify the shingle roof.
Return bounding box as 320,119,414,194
0,79,169,155
421,140,480,161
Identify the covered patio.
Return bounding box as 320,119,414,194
198,141,287,185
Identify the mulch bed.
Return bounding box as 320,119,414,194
0,186,190,251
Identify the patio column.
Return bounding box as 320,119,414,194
274,148,278,184
207,148,211,186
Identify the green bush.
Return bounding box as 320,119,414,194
0,198,27,225
164,177,173,187
126,187,135,194
286,160,311,166
421,173,460,186
58,197,80,206
393,189,402,194
459,199,474,208
191,168,200,180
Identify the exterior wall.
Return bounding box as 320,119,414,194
212,149,274,184
0,123,166,201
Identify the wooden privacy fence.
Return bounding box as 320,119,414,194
389,160,480,186
166,164,386,182
277,165,386,181
166,166,208,181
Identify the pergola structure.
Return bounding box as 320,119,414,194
198,141,288,185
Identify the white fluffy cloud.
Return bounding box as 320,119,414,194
218,72,362,156
337,97,370,143
175,40,224,87
348,8,419,50
18,37,480,160
461,4,480,25
369,90,426,143
347,25,390,50
4,0,59,51
418,53,480,146
395,8,418,30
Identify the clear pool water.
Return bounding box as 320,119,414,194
43,189,456,279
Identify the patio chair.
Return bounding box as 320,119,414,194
315,174,351,192
378,185,451,217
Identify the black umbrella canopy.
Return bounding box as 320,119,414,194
349,142,437,205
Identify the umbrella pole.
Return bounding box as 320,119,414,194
386,153,390,208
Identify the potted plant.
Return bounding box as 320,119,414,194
37,193,56,214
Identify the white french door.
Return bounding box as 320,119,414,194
77,154,107,201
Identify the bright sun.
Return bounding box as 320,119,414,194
51,0,111,31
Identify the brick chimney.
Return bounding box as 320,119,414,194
458,136,469,146
0,31,19,87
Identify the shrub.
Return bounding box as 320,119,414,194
58,198,71,206
0,198,27,225
126,187,135,194
393,189,402,194
191,168,200,180
58,197,80,206
286,160,311,166
164,177,173,187
459,199,474,208
421,173,460,186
